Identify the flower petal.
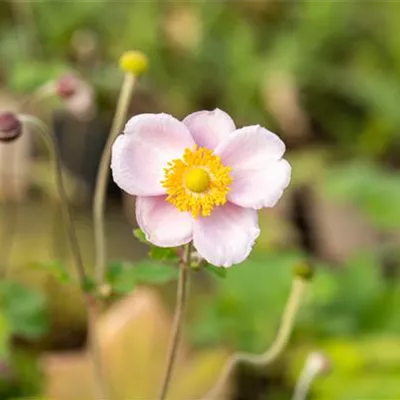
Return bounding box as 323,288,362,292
215,125,286,167
193,203,260,267
183,108,236,149
136,196,193,247
111,114,195,196
215,125,290,209
227,159,291,209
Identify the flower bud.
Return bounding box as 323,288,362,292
55,73,78,99
119,51,149,75
0,112,22,142
55,73,96,121
293,261,314,281
306,351,331,376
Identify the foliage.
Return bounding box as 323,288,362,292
191,251,302,352
106,260,179,295
192,250,400,353
0,281,49,341
323,161,400,230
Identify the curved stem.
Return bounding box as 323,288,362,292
93,72,136,284
202,278,307,400
19,115,109,400
158,243,191,400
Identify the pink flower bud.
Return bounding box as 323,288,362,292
0,112,22,142
56,73,96,121
55,73,78,99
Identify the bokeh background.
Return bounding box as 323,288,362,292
1,1,400,399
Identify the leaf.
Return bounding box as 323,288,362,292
149,246,178,261
106,260,179,293
203,264,227,279
132,261,179,284
106,261,137,295
133,228,149,245
29,260,71,283
133,229,179,261
0,282,49,339
82,276,97,294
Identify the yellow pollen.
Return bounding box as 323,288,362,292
184,168,210,193
162,146,232,218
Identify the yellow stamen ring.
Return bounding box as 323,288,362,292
162,146,232,217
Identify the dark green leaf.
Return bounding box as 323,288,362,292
82,276,97,294
106,261,136,294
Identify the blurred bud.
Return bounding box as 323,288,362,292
0,111,22,142
55,73,77,99
306,351,331,376
71,29,99,65
119,51,149,75
262,71,311,146
164,7,202,53
55,73,96,121
98,283,113,299
293,262,314,281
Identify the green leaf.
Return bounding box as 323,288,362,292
133,229,178,261
29,260,71,283
204,264,227,279
81,276,97,294
149,246,178,261
133,228,149,245
0,282,49,339
106,261,137,295
133,260,179,284
107,260,179,291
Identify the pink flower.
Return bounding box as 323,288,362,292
111,109,291,267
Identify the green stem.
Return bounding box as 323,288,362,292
202,278,307,400
93,72,136,284
19,115,109,400
158,243,191,400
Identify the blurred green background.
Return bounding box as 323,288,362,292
1,0,400,399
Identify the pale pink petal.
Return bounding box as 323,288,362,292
111,114,195,196
227,159,291,209
183,108,236,149
136,196,193,247
193,203,260,267
215,125,290,209
215,125,286,168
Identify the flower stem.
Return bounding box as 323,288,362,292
292,355,320,400
93,72,136,284
158,243,192,400
19,115,109,400
202,278,307,400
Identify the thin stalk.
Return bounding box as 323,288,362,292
202,278,307,400
19,115,109,400
93,72,136,284
292,355,321,400
158,243,192,400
